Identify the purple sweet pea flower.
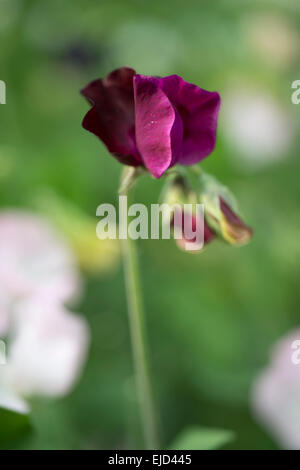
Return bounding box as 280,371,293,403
81,67,221,178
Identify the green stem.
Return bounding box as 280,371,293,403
189,164,203,177
120,169,160,449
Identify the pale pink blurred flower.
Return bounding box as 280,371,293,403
251,328,300,449
0,211,81,335
0,297,89,412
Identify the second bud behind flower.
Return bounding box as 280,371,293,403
198,172,253,246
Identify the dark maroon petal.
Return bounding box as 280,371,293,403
219,198,244,226
203,220,215,244
133,75,183,178
81,67,142,166
160,75,221,165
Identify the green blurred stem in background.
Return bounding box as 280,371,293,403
119,168,160,450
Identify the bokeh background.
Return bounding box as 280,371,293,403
0,0,300,450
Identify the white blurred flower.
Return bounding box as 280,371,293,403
222,88,295,169
251,328,300,449
0,211,81,335
0,298,89,413
0,211,90,414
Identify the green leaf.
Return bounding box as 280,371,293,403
0,407,31,446
169,426,235,450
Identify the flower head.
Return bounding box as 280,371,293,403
81,67,220,178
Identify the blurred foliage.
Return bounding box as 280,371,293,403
34,188,120,274
0,408,31,448
169,426,235,450
0,0,299,450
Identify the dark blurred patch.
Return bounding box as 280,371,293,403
58,40,107,70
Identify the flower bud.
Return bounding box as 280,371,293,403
198,173,252,245
161,174,215,253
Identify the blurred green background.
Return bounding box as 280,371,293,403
0,0,299,450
